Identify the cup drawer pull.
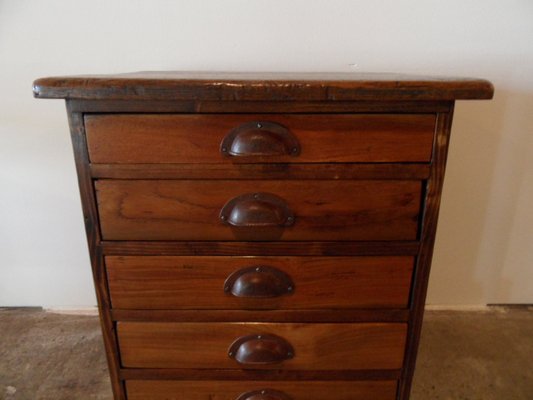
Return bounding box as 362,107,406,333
220,192,295,228
224,266,294,298
220,121,300,157
228,334,295,365
236,389,292,400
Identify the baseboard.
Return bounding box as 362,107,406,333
44,307,98,316
425,305,490,311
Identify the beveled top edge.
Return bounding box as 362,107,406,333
33,71,494,101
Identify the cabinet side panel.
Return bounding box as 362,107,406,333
399,106,455,399
66,102,125,400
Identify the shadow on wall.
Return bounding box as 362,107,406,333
483,90,533,303
428,88,533,305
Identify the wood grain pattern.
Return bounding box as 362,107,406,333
398,110,455,400
85,114,436,164
126,380,398,400
65,109,126,399
110,309,409,323
89,163,431,180
68,99,453,114
100,241,420,256
33,71,494,101
35,74,493,400
95,180,422,241
117,322,407,370
106,256,414,310
119,368,402,381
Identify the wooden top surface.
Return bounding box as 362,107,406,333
33,71,493,101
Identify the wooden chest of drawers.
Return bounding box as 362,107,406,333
33,72,493,400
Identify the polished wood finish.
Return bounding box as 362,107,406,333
117,322,407,370
89,163,431,180
100,240,421,256
126,380,398,400
106,256,414,309
95,180,422,241
69,99,453,113
119,368,402,381
35,72,492,400
33,71,494,101
399,109,456,399
65,109,126,399
111,309,410,323
86,114,435,163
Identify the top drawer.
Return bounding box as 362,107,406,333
85,114,435,164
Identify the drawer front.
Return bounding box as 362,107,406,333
85,114,435,164
117,322,407,370
107,256,414,310
126,380,398,400
95,180,421,241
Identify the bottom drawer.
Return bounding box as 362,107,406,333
126,380,398,400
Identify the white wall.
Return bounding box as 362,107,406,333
1,0,532,307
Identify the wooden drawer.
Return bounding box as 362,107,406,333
95,180,422,241
85,114,436,164
117,322,407,370
107,256,414,310
126,380,398,400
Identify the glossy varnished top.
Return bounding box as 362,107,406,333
33,72,493,102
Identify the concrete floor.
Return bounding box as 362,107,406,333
1,308,532,400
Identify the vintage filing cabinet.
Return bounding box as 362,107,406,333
33,72,493,400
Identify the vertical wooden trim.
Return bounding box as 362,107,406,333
66,102,126,400
398,105,455,400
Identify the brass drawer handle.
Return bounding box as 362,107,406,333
220,193,295,227
236,389,292,400
228,334,295,365
220,121,300,157
224,266,294,298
